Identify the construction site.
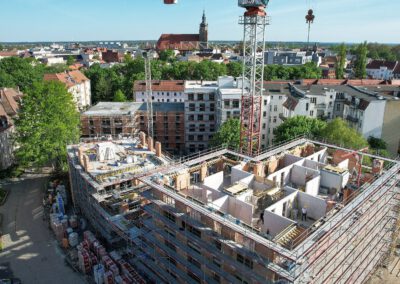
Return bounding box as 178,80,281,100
65,134,400,283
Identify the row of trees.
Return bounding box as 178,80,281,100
211,116,389,156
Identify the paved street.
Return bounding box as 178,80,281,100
0,176,85,284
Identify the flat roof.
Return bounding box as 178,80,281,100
83,102,184,116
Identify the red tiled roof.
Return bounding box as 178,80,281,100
157,34,200,51
366,60,398,70
134,80,185,92
0,51,18,57
0,88,22,116
44,70,89,88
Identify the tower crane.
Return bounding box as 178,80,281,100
162,0,270,156
143,51,154,139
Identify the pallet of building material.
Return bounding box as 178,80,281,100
78,250,91,274
109,251,122,262
114,275,132,284
93,264,105,284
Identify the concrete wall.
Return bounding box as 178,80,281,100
228,196,254,225
306,148,328,163
231,164,253,184
320,169,349,191
361,100,386,139
297,191,327,220
203,171,224,190
305,176,321,196
266,191,298,218
382,100,400,155
262,210,296,237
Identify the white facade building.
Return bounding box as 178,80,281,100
133,80,185,103
366,60,399,80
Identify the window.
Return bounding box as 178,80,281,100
269,105,272,111
306,103,309,111
198,144,205,151
163,211,176,222
210,124,215,132
237,253,253,269
189,103,195,111
336,104,341,111
189,115,195,121
214,240,222,251
174,92,177,97
163,195,175,207
199,124,205,132
164,240,176,252
167,99,170,102
175,115,180,122
188,241,201,254
213,257,221,268
262,123,266,129
89,119,94,125
197,135,203,141
274,105,278,112
263,111,267,117
209,93,215,100
224,100,230,107
233,100,239,108
189,144,196,152
187,271,201,283
167,257,177,267
264,100,267,106
189,124,196,132
198,114,204,121
199,103,206,111
273,116,277,123
226,111,231,118
311,97,317,104
187,224,201,238
209,114,215,121
164,226,176,238
167,92,170,96
279,96,282,100
188,94,194,101
189,135,194,141
197,93,204,101
310,110,314,116
210,103,215,111
188,256,201,268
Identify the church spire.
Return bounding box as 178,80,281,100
202,10,207,25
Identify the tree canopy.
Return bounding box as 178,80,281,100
113,89,127,102
14,81,80,170
354,42,368,79
336,43,347,79
319,118,368,149
273,116,327,143
264,62,322,81
210,119,241,149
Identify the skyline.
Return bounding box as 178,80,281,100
0,0,399,44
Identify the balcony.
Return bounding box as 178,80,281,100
346,115,359,123
279,113,288,121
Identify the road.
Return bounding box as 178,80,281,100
0,176,85,284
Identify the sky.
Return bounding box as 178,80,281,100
0,0,399,44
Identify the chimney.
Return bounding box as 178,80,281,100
147,136,154,152
155,141,162,157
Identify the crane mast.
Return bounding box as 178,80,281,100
238,0,269,156
143,52,154,139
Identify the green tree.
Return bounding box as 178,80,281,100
210,119,241,149
159,50,175,62
354,41,368,79
66,55,75,66
320,118,368,149
226,62,243,77
113,89,127,102
367,136,387,150
273,116,327,143
0,57,43,92
14,81,80,171
336,43,347,79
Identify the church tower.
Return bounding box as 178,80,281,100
199,10,208,48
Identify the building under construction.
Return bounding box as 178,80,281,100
68,136,400,283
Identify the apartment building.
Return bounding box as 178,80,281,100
0,88,23,170
44,70,91,111
366,60,399,80
81,102,185,155
133,80,186,103
65,135,400,283
184,81,218,153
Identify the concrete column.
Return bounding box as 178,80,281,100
83,154,93,171
155,141,162,157
253,162,264,177
139,131,146,146
200,163,207,182
147,137,154,152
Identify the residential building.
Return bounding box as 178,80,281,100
366,60,399,80
44,70,91,111
184,80,218,153
157,11,208,52
265,50,318,66
81,102,185,155
0,88,23,170
133,80,186,103
102,50,124,63
68,136,400,283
